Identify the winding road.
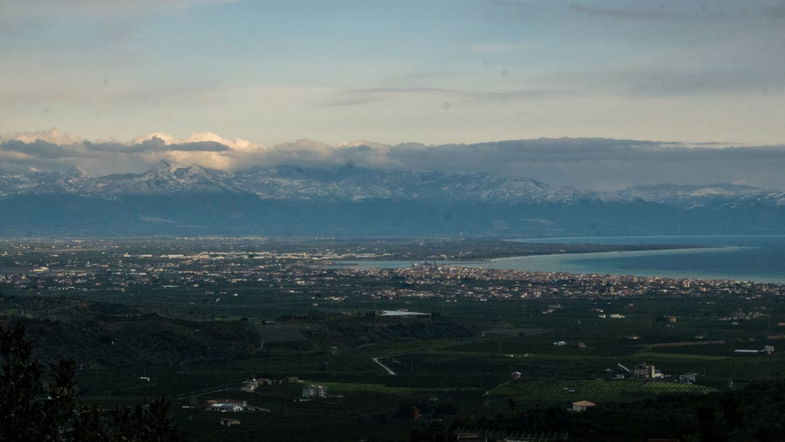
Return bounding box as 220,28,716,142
371,357,396,375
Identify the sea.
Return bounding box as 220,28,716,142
337,235,785,283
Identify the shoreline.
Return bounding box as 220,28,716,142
332,244,785,284
486,245,740,263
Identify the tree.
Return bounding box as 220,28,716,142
0,324,183,442
507,398,518,416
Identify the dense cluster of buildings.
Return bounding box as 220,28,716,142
2,242,784,304
343,264,785,301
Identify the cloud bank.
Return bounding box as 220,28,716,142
3,128,785,191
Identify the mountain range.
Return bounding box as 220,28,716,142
1,162,784,236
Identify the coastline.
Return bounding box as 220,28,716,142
333,244,785,284
486,245,740,263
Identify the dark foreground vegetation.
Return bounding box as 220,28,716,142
0,324,182,442
414,379,785,441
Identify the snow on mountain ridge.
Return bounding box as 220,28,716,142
1,164,783,207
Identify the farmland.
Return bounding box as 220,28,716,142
2,238,785,440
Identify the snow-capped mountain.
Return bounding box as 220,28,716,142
0,162,583,203
3,163,785,207
70,162,243,195
0,167,85,195
231,165,582,203
600,183,785,207
2,163,784,236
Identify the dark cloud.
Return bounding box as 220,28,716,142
167,141,229,152
4,135,785,191
1,140,76,159
383,140,785,190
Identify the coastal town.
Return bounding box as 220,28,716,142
2,239,783,303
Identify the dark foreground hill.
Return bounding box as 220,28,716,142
415,379,785,442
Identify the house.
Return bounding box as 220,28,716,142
205,399,247,413
240,379,259,392
219,418,241,427
302,384,327,399
572,400,596,412
633,362,656,379
678,373,698,384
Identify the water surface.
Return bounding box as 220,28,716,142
337,235,785,283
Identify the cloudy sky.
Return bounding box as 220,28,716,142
2,0,784,146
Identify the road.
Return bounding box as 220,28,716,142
371,357,396,375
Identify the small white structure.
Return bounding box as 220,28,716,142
205,399,247,413
379,310,430,317
735,345,775,355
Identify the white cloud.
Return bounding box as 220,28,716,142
132,131,259,152
2,128,83,145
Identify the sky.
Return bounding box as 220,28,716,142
1,0,784,146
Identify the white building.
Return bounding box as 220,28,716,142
205,399,247,413
302,384,327,399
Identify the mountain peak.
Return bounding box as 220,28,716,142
155,160,174,171
63,166,85,179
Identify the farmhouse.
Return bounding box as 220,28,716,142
204,399,247,413
302,384,327,399
678,373,698,384
240,378,259,392
633,362,663,379
572,400,596,412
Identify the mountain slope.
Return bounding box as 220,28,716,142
1,164,784,236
